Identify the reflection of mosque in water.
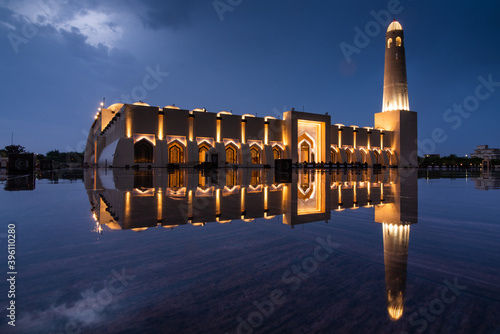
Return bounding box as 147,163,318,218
84,168,418,321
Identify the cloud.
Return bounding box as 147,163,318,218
138,0,202,30
16,286,111,333
2,0,139,49
2,0,204,52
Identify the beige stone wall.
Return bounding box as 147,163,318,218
220,114,241,140
375,110,417,167
193,112,217,138
267,119,283,142
164,108,189,136
245,117,265,141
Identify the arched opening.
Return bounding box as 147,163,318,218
250,145,261,164
360,150,368,164
396,36,402,47
273,146,282,160
346,149,352,164
388,150,397,165
168,141,184,164
387,38,393,48
330,149,339,163
225,143,238,164
198,142,211,163
300,141,311,163
298,131,317,163
134,139,154,163
374,150,380,164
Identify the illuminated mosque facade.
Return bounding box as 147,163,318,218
84,21,417,169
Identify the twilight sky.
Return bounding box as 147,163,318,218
1,0,499,156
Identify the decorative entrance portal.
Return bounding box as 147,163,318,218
297,120,325,163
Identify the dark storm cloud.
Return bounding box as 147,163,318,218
136,0,205,30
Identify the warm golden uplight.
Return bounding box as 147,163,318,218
388,302,404,321
131,227,148,232
158,114,164,140
387,20,402,32
157,190,163,221
216,118,221,143
126,116,132,138
189,117,194,141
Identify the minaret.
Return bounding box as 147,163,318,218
382,20,409,112
374,20,417,167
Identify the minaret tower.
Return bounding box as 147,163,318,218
375,20,417,167
382,20,409,112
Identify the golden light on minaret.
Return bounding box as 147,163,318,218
382,20,410,112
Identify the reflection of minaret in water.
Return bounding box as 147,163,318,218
375,169,417,321
383,223,410,321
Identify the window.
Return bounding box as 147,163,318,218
134,139,154,163
250,146,260,164
198,143,210,163
273,146,282,160
300,141,310,163
396,36,402,47
168,141,184,164
225,143,238,164
387,38,393,49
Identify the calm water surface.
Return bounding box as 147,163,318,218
0,168,499,334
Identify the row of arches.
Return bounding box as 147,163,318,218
134,139,185,164
135,139,394,165
330,148,396,165
133,139,284,165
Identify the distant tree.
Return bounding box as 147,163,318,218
3,145,26,154
44,150,83,163
45,150,60,160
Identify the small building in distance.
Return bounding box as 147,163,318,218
470,145,500,160
0,157,8,168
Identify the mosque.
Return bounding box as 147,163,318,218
84,21,417,168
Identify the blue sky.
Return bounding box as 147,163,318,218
1,0,499,156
